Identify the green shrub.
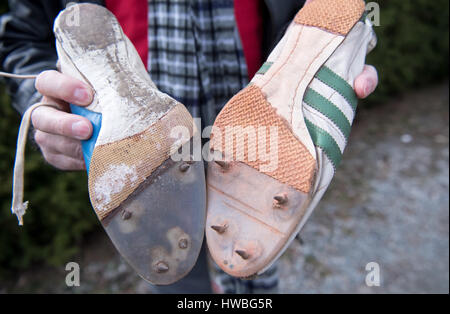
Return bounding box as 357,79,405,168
0,85,100,277
365,0,449,104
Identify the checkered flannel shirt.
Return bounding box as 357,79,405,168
147,0,249,127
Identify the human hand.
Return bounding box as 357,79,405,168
33,70,94,170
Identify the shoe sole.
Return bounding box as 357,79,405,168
206,0,366,277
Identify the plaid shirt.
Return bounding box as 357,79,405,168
147,0,249,127
147,0,278,293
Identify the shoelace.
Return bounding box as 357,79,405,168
0,71,58,225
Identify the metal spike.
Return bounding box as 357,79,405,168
121,210,132,220
154,261,169,273
235,250,250,260
179,163,190,172
274,194,288,205
211,225,227,234
178,238,188,249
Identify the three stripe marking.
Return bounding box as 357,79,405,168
305,66,358,169
256,60,357,170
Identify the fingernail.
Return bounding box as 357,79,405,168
364,80,375,97
73,87,91,104
72,121,91,139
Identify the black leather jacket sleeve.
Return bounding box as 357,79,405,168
0,0,61,114
0,0,102,114
262,0,306,58
0,0,303,115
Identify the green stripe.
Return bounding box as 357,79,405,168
315,66,358,112
359,10,369,23
305,119,342,169
304,88,351,140
256,62,273,75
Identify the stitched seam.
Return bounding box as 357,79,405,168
303,89,351,140
316,66,357,113
290,35,339,124
260,25,304,90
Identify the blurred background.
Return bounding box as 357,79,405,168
0,1,448,293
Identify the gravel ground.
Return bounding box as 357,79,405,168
3,83,449,294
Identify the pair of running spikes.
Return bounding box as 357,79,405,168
10,1,376,285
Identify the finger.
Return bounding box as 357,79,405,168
41,95,71,112
31,106,93,140
34,130,84,160
42,151,86,171
354,65,379,99
35,70,94,106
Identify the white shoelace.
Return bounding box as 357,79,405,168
1,72,58,225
